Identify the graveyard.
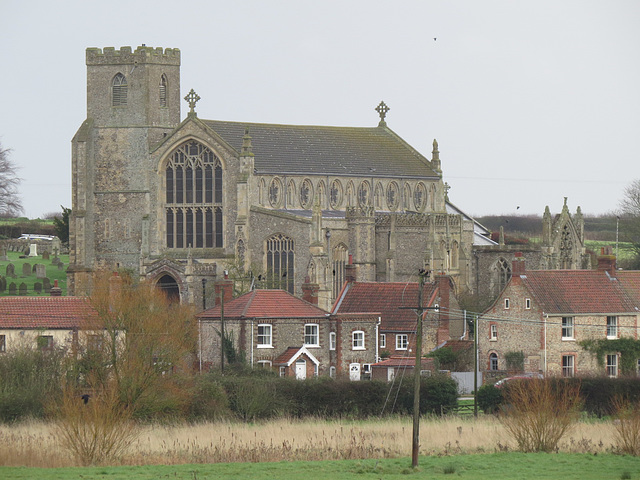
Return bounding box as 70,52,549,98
0,243,68,296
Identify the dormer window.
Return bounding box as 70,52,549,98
112,73,127,106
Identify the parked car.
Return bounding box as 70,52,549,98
494,373,543,388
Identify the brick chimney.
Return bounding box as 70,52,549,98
435,274,451,345
301,276,319,305
345,254,357,283
597,247,616,276
49,279,62,297
214,271,234,306
512,252,526,276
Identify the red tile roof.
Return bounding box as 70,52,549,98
0,296,99,329
616,271,640,305
332,282,438,332
519,270,639,314
197,289,329,319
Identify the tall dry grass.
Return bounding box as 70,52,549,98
612,396,640,456
0,416,619,467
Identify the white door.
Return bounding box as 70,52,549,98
295,359,307,380
387,367,395,382
349,363,361,381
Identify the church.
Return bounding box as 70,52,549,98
69,45,587,312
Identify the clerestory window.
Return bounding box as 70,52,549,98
165,140,223,249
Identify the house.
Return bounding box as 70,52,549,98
478,252,640,380
196,278,378,379
331,267,466,359
0,286,99,354
370,355,436,382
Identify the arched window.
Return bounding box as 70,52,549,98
269,177,283,208
332,243,348,299
358,181,371,207
386,182,399,211
317,181,326,208
165,140,223,249
414,182,426,212
159,74,168,107
266,234,294,293
287,180,296,208
494,258,511,293
374,183,384,210
300,179,313,209
451,241,459,269
489,353,499,371
259,178,266,205
157,274,180,303
346,181,355,207
112,73,127,106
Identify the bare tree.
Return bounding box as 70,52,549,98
0,143,23,217
619,179,640,268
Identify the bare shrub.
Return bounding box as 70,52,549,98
612,396,640,455
500,379,582,452
51,383,139,466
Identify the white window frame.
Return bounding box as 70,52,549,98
257,324,273,348
279,366,286,377
562,316,574,340
607,316,618,339
257,360,272,369
607,354,618,378
329,331,336,351
562,355,575,378
504,298,510,309
352,330,365,350
0,334,5,353
329,366,336,378
396,334,408,351
304,323,319,347
380,333,386,348
490,324,498,341
525,298,531,310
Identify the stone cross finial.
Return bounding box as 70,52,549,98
184,89,201,114
444,182,451,202
375,101,390,126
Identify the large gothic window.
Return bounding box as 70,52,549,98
332,243,348,299
112,73,127,106
165,140,223,249
494,258,511,294
266,234,294,293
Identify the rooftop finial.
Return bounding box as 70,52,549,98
375,101,390,127
184,89,200,116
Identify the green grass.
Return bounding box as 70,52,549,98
0,251,69,296
1,453,640,479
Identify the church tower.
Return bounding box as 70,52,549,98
69,46,181,295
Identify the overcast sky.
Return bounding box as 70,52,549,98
1,1,638,219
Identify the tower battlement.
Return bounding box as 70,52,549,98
86,45,180,66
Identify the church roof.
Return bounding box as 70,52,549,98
197,289,329,319
332,281,438,332
519,270,639,314
0,296,99,329
203,120,439,178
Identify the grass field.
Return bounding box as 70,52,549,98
0,251,69,296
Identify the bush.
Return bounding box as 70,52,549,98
500,378,582,452
392,374,459,416
476,383,503,414
612,395,640,455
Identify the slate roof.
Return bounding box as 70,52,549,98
332,281,438,332
197,289,329,319
518,270,639,314
0,296,99,329
203,120,438,178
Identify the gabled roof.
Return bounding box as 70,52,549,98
203,120,438,178
332,281,438,332
273,346,320,366
518,270,639,314
616,271,640,305
0,296,99,329
197,289,329,319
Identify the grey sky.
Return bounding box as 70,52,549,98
1,0,638,219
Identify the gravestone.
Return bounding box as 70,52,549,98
51,237,61,257
0,248,8,261
29,244,38,257
43,277,51,293
35,264,46,279
18,282,27,296
34,282,42,294
42,251,50,260
22,263,31,276
8,282,17,295
0,276,6,292
32,264,38,273
57,262,64,270
6,263,15,278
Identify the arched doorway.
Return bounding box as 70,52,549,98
157,274,180,303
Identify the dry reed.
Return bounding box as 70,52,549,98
0,416,619,468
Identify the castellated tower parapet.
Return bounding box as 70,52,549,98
86,45,181,132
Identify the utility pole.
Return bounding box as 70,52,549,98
220,284,225,373
473,313,478,417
